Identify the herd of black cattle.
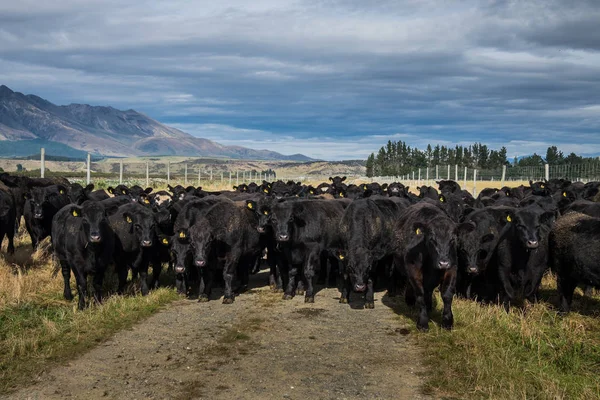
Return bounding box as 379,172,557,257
0,173,599,331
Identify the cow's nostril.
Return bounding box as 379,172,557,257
142,240,152,247
438,261,450,269
195,260,206,267
354,284,366,292
175,266,185,274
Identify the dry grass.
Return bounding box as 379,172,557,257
398,274,600,400
0,224,179,395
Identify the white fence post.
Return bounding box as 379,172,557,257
86,153,91,184
40,147,45,178
119,161,123,184
167,162,170,186
426,167,429,185
545,164,550,181
184,164,188,185
501,165,506,183
447,165,450,180
473,169,477,197
146,162,149,187
229,171,232,187
435,165,439,181
464,166,467,189
455,164,458,181
198,169,201,186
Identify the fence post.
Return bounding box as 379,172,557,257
545,164,549,181
210,168,213,182
86,153,91,184
236,170,239,185
426,167,429,185
435,165,439,181
119,160,123,184
184,164,188,185
473,169,477,197
501,165,506,183
464,166,467,188
40,147,45,178
198,169,201,186
447,165,450,180
167,162,170,186
229,171,232,187
146,162,149,187
418,168,421,186
455,164,458,181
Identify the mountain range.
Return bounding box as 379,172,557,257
0,85,313,161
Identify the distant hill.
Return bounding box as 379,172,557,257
0,85,314,161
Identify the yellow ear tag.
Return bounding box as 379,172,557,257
263,210,269,215
179,231,186,238
506,192,510,196
310,190,314,194
144,198,150,204
126,216,132,223
72,210,79,217
439,196,445,202
338,254,345,260
506,215,512,222
60,190,65,194
263,189,269,193
340,193,344,197
162,238,169,245
363,185,367,189
562,192,567,197
247,203,253,210
416,228,422,235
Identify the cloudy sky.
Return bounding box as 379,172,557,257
1,0,599,160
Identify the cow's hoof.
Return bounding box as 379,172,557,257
198,295,209,303
296,289,305,296
282,294,293,300
222,297,234,304
269,283,277,291
304,296,314,303
417,322,429,332
64,293,74,301
339,297,348,304
274,288,284,293
365,301,374,309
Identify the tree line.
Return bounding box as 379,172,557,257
366,141,598,177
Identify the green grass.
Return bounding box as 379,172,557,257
394,277,600,399
0,230,180,395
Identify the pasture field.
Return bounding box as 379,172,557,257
0,180,599,399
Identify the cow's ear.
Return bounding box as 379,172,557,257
381,183,388,190
246,200,257,211
503,211,514,224
413,222,429,237
405,186,410,194
159,235,171,246
185,186,195,192
141,194,151,205
144,187,153,194
84,184,94,192
177,228,188,240
123,212,133,224
439,194,446,203
57,185,68,195
329,177,333,182
341,176,347,182
108,187,115,194
233,185,238,190
167,185,174,192
69,205,82,217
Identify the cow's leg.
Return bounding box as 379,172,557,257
365,278,375,309
60,259,73,301
303,244,320,303
440,269,457,330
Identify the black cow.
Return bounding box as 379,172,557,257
392,203,465,331
186,200,261,303
337,198,401,308
109,203,157,296
52,201,115,309
269,199,345,302
24,184,70,248
0,182,16,255
418,186,438,200
564,200,600,218
549,212,600,313
437,180,461,194
493,205,554,310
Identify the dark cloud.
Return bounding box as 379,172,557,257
0,0,599,160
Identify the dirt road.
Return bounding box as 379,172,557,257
5,273,430,400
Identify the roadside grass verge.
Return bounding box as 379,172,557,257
390,275,600,399
0,232,180,395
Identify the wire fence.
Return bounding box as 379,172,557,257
1,149,598,195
